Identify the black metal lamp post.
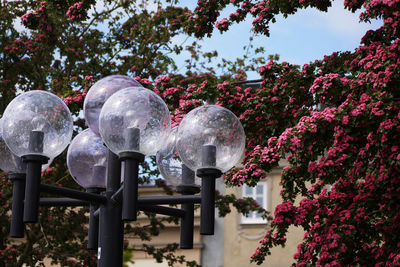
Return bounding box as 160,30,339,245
0,75,246,266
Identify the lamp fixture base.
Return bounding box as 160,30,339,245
196,167,222,178
176,184,200,195
118,151,144,161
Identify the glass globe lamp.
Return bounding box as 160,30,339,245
1,91,73,159
84,75,143,135
176,105,245,172
156,127,200,186
67,129,108,189
99,87,171,156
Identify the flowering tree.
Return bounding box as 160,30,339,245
178,0,400,266
1,0,399,266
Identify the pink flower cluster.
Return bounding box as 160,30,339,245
66,2,84,21
215,18,229,31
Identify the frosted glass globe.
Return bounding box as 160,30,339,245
156,127,201,186
1,91,73,159
99,87,171,156
67,129,108,189
84,75,143,135
176,105,245,172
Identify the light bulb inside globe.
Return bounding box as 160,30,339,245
176,105,245,172
84,75,143,135
99,86,171,156
67,129,108,189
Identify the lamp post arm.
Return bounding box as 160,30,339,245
93,207,100,218
138,195,201,205
139,204,186,218
39,198,90,207
39,184,107,205
38,199,190,218
110,184,124,203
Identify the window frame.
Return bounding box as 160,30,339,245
240,181,269,224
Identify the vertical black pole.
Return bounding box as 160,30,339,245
23,160,42,223
199,145,218,235
9,173,26,238
122,158,139,221
98,150,123,267
200,176,216,235
23,130,47,223
121,127,140,221
87,184,104,250
179,165,196,249
180,203,194,249
106,150,121,191
88,203,99,250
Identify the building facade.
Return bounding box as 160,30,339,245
130,161,303,267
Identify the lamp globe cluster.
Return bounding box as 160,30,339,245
0,75,245,188
0,74,247,267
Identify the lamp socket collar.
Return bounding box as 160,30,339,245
8,173,26,180
21,154,49,164
86,187,105,194
196,167,222,178
176,184,201,195
118,151,145,161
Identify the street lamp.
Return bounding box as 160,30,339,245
0,75,245,267
0,118,53,238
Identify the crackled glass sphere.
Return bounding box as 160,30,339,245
67,129,108,189
156,127,200,186
0,118,53,173
99,87,171,156
176,105,245,172
84,75,143,135
1,91,73,159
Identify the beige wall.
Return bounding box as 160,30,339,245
223,166,304,267
129,186,202,266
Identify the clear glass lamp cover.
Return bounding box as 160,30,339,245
83,75,143,136
0,118,53,173
176,105,246,172
67,128,108,189
156,127,200,186
99,86,171,156
1,91,73,159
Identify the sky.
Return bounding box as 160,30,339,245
170,0,382,79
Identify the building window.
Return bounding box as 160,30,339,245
241,181,268,224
